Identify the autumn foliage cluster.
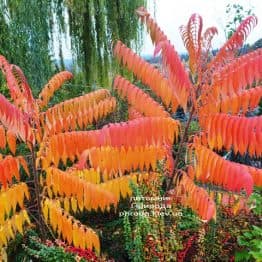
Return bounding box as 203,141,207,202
0,5,261,259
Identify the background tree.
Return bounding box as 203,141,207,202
0,0,146,95
66,0,146,86
225,3,254,39
0,0,55,94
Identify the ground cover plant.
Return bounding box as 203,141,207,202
0,5,261,261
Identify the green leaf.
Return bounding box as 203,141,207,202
243,232,253,239
237,236,248,246
235,250,251,261
252,226,262,234
249,251,262,260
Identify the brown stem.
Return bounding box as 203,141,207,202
31,145,46,239
27,210,43,229
166,106,195,192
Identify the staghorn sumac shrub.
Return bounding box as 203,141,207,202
0,5,261,260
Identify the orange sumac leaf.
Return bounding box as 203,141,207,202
136,8,192,111
208,15,258,71
38,117,180,169
41,90,116,138
42,198,100,253
200,85,262,117
76,145,174,178
38,71,73,109
169,171,216,221
156,41,192,111
180,13,203,75
0,94,33,143
136,6,168,44
60,173,158,209
242,165,262,187
0,56,35,113
203,113,261,157
194,144,253,196
210,49,262,98
0,155,24,188
114,75,169,118
68,168,101,184
6,131,16,155
201,27,218,57
0,125,6,149
46,167,117,211
17,156,29,176
11,65,35,113
114,41,181,112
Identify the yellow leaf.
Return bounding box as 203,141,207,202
0,227,7,247
63,197,70,212
42,201,49,222
14,213,23,234
71,197,78,213
6,221,14,240
0,247,7,262
22,210,30,225
72,223,80,248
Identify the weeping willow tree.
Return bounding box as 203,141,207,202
0,0,57,95
65,0,147,87
0,0,146,93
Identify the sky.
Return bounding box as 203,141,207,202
141,0,262,55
